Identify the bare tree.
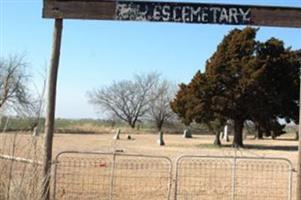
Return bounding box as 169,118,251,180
148,80,175,131
87,72,159,128
23,72,47,136
147,79,176,146
0,55,30,112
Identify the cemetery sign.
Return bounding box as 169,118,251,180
43,0,301,28
115,2,251,25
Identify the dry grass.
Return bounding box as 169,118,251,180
0,130,299,200
0,132,50,200
45,132,298,164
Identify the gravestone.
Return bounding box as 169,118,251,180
32,126,40,137
157,131,165,146
223,125,230,142
113,129,121,140
183,129,192,138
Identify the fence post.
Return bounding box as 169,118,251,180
288,162,293,200
232,152,237,200
42,18,63,200
109,153,117,200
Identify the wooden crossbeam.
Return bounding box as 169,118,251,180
43,0,301,28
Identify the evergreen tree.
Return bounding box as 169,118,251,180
204,27,258,147
170,83,194,126
171,27,300,148
250,38,299,139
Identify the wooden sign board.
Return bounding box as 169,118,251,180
43,0,301,28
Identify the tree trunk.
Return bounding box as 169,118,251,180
111,121,115,128
271,132,276,140
214,131,221,146
183,128,192,138
232,119,244,148
156,121,163,133
256,127,263,139
130,123,135,129
157,131,165,146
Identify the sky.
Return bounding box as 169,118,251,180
1,0,301,119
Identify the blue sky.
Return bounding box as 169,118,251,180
1,0,301,119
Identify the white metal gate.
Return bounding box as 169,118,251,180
174,155,293,200
53,151,173,200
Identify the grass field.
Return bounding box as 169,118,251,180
0,131,298,161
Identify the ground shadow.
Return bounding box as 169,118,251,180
222,144,298,151
272,138,298,141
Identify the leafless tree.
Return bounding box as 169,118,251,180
0,55,30,115
148,80,176,131
147,79,176,146
87,72,159,128
23,72,47,135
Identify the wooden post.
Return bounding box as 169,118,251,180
297,74,301,200
42,18,63,200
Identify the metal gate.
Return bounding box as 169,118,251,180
174,155,293,200
53,151,173,200
53,152,293,200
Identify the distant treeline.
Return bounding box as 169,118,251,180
0,116,211,135
0,116,296,136
0,116,43,132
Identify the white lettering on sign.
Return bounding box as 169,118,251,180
202,7,209,23
162,6,171,21
116,2,252,25
219,8,229,22
240,8,251,21
210,7,221,23
229,8,238,23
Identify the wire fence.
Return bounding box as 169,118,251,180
175,155,293,200
0,155,44,200
53,151,173,200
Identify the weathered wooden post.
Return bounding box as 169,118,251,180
297,59,301,200
42,18,63,200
